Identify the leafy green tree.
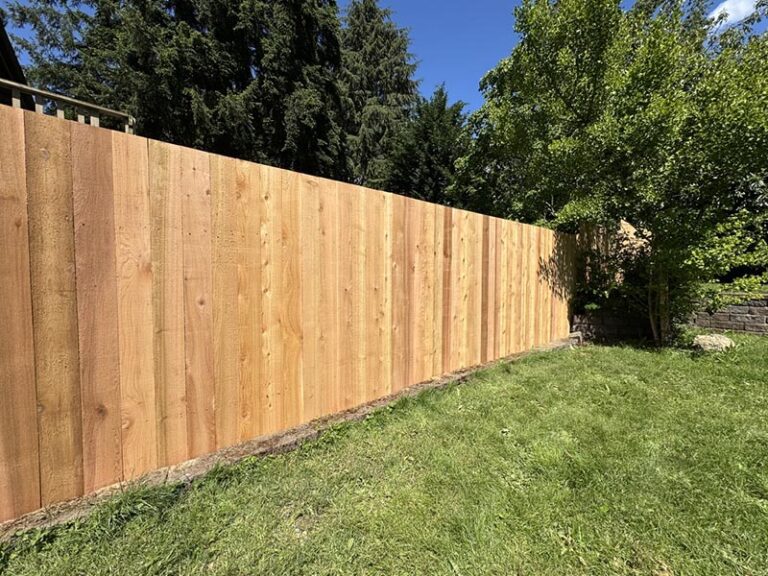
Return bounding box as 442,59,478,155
6,0,349,178
455,0,768,343
384,85,468,204
340,0,417,188
692,211,768,294
453,0,622,221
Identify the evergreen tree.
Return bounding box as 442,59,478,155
6,0,349,179
384,85,467,204
340,0,417,188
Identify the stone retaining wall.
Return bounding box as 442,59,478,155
574,294,768,342
572,311,652,342
692,296,768,335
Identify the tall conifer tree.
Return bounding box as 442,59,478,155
340,0,417,188
384,86,467,204
6,0,349,178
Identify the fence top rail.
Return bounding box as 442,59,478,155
0,77,135,132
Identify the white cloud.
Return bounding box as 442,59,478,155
709,0,757,27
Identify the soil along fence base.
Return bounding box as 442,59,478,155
0,104,576,525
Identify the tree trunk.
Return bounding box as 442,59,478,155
659,268,671,345
648,266,660,344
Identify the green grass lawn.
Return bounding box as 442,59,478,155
3,335,768,575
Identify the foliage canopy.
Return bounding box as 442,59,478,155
455,0,768,341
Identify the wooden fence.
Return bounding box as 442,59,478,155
0,106,575,523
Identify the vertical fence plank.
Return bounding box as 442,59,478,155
513,222,522,354
149,141,187,466
390,194,407,393
487,217,498,362
450,209,465,371
406,201,434,386
560,233,571,338
493,219,502,360
318,180,340,414
300,175,321,421
383,193,394,393
180,147,216,458
364,190,389,402
502,222,511,355
504,221,523,354
535,227,544,345
0,107,40,522
555,232,567,340
543,230,554,344
261,167,303,432
467,212,483,366
422,203,437,380
406,201,426,384
518,224,529,351
404,201,416,385
236,161,264,441
432,205,445,378
363,191,377,401
526,225,538,350
112,131,157,479
508,223,520,354
549,231,559,341
481,216,491,364
529,226,538,347
210,154,241,450
533,228,543,347
497,221,509,356
259,166,279,433
556,232,574,340
535,227,545,347
457,212,472,367
354,186,367,404
503,222,512,356
336,183,365,407
440,207,453,374
557,233,569,339
566,234,576,336
551,232,563,340
25,112,84,506
531,228,546,346
72,122,123,494
278,170,303,428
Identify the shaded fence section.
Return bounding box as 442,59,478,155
0,106,575,523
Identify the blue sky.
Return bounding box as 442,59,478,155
337,0,522,111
